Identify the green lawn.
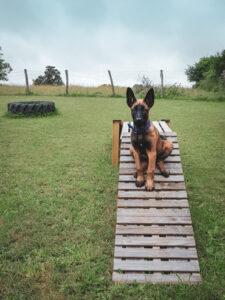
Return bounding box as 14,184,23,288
0,96,225,299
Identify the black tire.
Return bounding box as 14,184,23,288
7,101,55,115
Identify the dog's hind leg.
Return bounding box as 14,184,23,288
157,140,173,177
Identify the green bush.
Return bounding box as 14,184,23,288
185,50,225,92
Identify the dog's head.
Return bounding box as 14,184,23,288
126,87,154,126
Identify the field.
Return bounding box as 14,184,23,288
1,84,225,102
0,95,225,299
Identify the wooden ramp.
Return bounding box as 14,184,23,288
112,121,201,284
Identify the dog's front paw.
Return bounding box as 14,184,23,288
145,180,154,191
133,171,137,178
161,170,170,177
136,180,145,187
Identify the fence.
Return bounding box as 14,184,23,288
0,68,190,97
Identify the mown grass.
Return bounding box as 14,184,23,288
0,95,225,299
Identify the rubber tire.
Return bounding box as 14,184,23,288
7,101,55,115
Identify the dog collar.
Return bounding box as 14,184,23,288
128,120,151,134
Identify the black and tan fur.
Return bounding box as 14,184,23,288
127,87,173,191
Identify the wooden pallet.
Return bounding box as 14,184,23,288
112,121,201,284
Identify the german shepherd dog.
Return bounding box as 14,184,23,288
126,87,173,191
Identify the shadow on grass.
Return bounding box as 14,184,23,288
4,108,61,119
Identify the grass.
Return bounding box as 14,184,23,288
1,84,225,102
0,84,126,98
0,95,225,299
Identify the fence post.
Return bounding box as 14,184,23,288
24,69,30,95
65,69,69,95
160,69,164,98
108,70,115,96
112,120,122,166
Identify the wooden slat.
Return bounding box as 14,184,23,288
115,235,195,247
120,148,180,156
119,167,182,175
117,199,189,208
118,181,185,191
117,208,190,217
152,121,163,134
114,259,200,272
159,121,173,133
120,122,129,138
120,156,181,163
118,190,187,199
116,225,193,235
112,272,201,284
119,162,182,169
121,142,179,150
121,136,178,143
119,174,184,182
117,216,192,225
114,247,197,259
122,131,177,137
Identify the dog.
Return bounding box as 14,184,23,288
126,87,173,191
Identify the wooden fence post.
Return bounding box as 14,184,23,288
24,69,30,95
65,70,69,95
160,69,164,98
112,120,122,166
108,70,115,96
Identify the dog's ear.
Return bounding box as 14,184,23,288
144,88,154,109
126,87,136,108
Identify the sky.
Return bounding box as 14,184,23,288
0,0,225,86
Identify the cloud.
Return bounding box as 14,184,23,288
0,0,224,86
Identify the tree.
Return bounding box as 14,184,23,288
0,47,12,82
33,66,64,85
185,50,225,90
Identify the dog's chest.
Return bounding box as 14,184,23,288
131,133,151,152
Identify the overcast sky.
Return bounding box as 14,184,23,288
0,0,225,86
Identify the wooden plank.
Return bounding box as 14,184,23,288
117,199,189,208
120,121,129,138
118,181,185,191
113,259,200,272
115,235,195,247
122,131,177,137
121,136,178,143
119,167,183,175
118,190,187,199
119,162,182,169
114,247,197,259
112,272,201,284
119,174,184,182
112,120,121,166
117,216,192,225
120,156,181,163
117,208,190,217
152,121,163,134
121,143,179,150
159,121,173,133
116,224,193,235
120,148,180,156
